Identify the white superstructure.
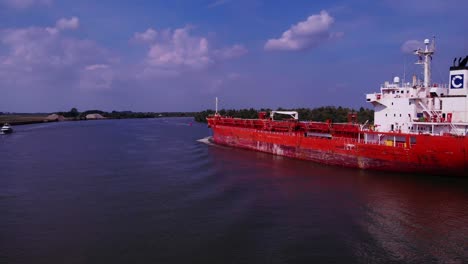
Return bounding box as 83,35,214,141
366,38,468,136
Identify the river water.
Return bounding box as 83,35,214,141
1,118,467,263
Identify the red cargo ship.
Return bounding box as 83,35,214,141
207,39,468,176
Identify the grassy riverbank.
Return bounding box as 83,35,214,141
0,115,49,125
0,111,197,126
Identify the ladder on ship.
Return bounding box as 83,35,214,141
418,101,459,134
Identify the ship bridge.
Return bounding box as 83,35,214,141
365,38,468,136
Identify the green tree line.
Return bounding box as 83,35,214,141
194,106,374,124
55,108,197,120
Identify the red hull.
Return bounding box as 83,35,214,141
208,120,468,177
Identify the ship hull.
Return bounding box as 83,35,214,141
211,125,468,177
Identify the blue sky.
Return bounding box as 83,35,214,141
0,0,467,112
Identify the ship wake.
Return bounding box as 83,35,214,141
197,136,215,146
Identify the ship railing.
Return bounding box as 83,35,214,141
333,135,410,149
328,132,417,149
301,122,331,133
215,117,266,129
215,117,301,132
331,123,360,133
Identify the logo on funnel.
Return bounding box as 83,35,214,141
451,74,464,89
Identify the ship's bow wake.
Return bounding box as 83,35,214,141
197,136,214,146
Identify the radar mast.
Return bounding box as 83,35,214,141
414,37,435,87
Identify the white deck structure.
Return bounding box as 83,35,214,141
366,38,468,136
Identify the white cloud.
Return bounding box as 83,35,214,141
147,27,212,69
44,17,79,35
133,28,157,43
134,26,247,74
80,64,114,90
265,11,340,51
1,27,60,66
85,64,109,71
401,40,423,54
0,19,249,112
56,17,79,31
0,17,115,92
2,0,52,9
0,18,98,68
213,44,248,59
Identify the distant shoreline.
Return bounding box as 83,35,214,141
0,114,195,126
6,120,58,126
0,115,50,126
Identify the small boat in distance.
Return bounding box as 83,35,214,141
1,123,13,134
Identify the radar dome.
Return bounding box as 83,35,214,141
393,76,400,83
424,39,430,44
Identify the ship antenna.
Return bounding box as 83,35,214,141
215,97,219,116
403,56,406,84
432,35,436,51
414,38,434,87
